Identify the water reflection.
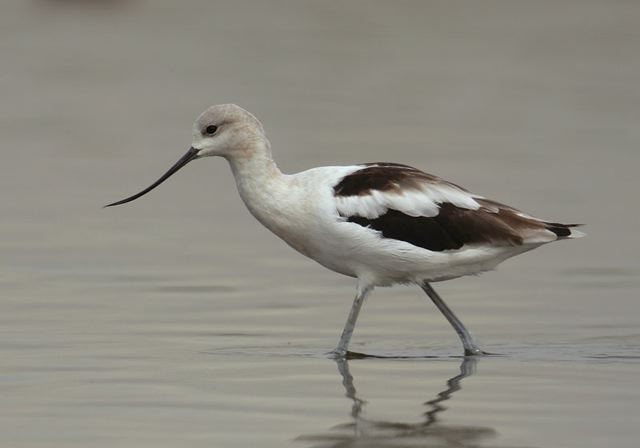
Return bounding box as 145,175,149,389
297,358,528,448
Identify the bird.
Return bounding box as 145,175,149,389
106,104,583,357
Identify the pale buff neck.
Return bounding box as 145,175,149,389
225,139,283,183
224,140,290,222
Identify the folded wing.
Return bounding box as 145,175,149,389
334,163,581,252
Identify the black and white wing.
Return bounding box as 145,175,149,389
333,163,582,252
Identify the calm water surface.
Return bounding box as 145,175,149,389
2,1,639,447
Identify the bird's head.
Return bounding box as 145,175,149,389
192,104,267,159
105,104,268,207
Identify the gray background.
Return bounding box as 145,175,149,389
2,1,639,447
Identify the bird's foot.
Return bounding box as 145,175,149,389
327,348,348,359
464,347,501,356
327,349,370,360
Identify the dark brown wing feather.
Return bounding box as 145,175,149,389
333,162,467,197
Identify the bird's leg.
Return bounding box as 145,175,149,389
331,284,374,358
420,282,486,356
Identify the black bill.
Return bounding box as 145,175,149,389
104,147,199,207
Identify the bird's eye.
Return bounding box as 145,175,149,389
205,125,218,135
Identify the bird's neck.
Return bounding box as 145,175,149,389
225,142,290,230
226,140,283,185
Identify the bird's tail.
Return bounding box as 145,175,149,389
544,222,585,240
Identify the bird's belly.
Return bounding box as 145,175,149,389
274,221,425,284
278,220,534,286
271,226,359,278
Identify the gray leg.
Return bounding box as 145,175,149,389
332,284,373,357
421,282,485,356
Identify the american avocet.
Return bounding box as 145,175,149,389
107,104,583,357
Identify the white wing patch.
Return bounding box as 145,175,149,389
335,181,481,219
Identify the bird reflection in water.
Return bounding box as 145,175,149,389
297,358,526,448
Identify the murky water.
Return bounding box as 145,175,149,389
2,1,639,447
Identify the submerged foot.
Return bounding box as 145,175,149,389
464,346,501,356
327,348,348,359
329,346,499,359
327,349,376,360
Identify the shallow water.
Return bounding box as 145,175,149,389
2,1,640,447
